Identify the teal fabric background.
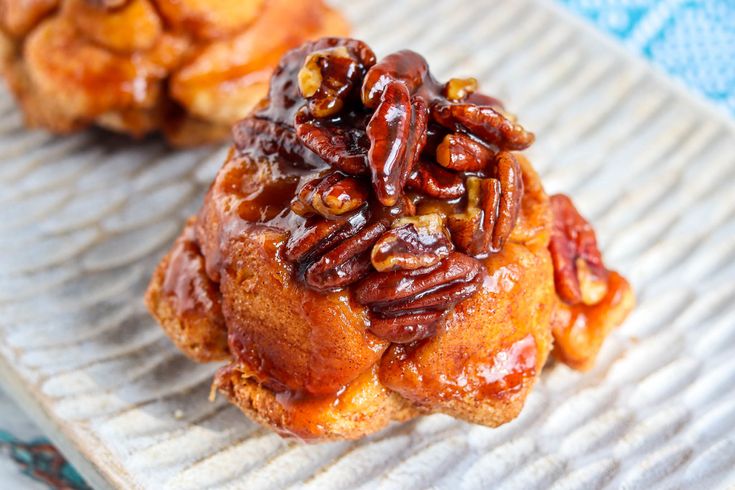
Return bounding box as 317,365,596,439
558,0,735,114
0,389,89,490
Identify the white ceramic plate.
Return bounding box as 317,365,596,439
1,0,735,488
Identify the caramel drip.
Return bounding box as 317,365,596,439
162,222,222,322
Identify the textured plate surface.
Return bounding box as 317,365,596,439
2,0,735,488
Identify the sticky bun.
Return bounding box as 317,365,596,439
146,38,635,439
0,0,348,145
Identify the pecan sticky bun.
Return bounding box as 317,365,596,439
145,38,635,440
0,0,348,146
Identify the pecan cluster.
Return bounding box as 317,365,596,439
239,38,535,343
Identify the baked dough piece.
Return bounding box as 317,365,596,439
0,0,349,145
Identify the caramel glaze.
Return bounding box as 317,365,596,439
161,220,223,324
271,364,388,439
214,361,414,440
383,333,537,402
551,271,635,370
152,217,229,361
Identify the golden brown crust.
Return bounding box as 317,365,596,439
156,0,265,41
215,364,417,440
146,255,230,363
63,0,163,53
169,0,349,126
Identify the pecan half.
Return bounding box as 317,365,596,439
432,101,535,151
371,213,453,272
367,82,428,206
355,252,483,343
291,172,368,219
305,220,388,292
436,132,495,172
447,176,501,257
361,50,429,108
402,95,429,186
294,107,369,175
549,194,609,305
298,46,362,118
406,161,465,199
367,80,411,205
444,77,477,101
284,206,369,263
355,252,482,309
446,152,523,256
491,151,524,252
368,312,443,344
375,274,480,315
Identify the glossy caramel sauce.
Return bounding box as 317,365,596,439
475,334,537,399
215,361,399,440
381,333,537,402
193,149,306,283
551,271,635,370
272,365,386,439
161,220,222,323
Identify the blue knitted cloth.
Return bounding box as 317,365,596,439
557,0,735,115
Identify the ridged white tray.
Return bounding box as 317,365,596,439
2,0,735,488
